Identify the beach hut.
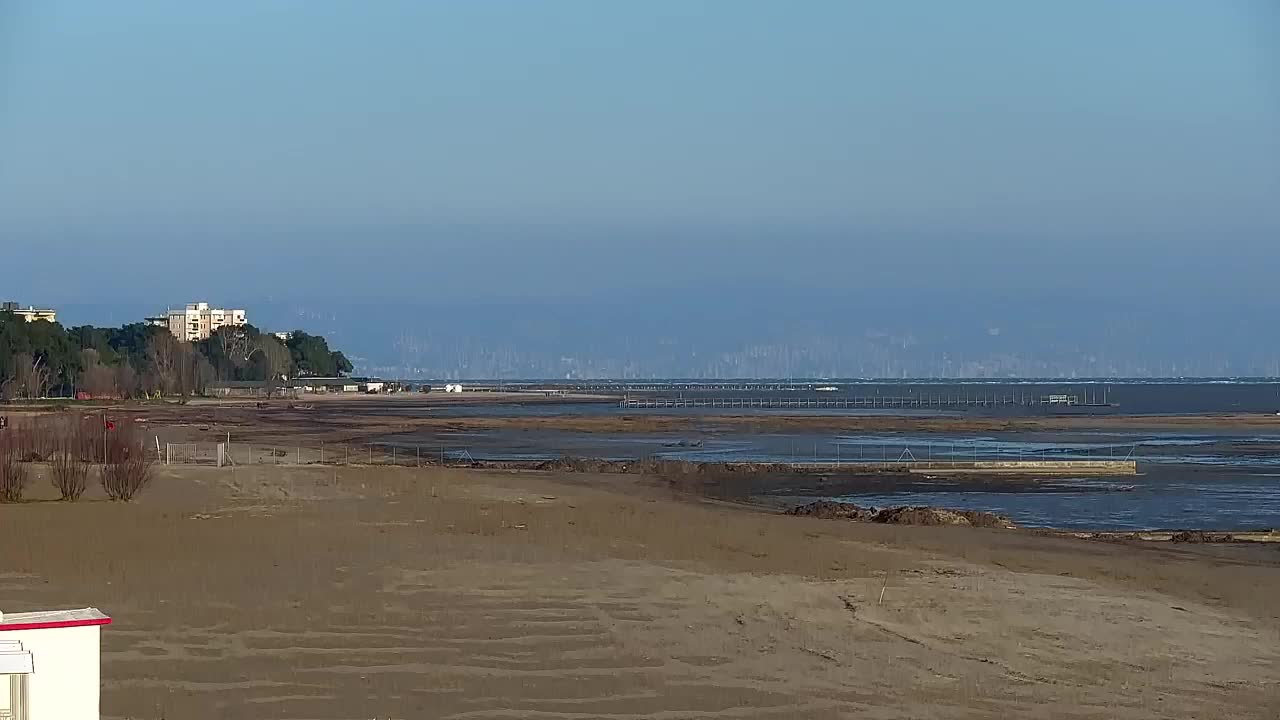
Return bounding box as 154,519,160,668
0,608,110,719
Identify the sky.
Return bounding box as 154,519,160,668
1,1,1277,324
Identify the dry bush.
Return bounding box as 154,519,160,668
0,420,47,462
100,423,154,501
101,454,151,501
10,416,94,463
114,364,139,398
0,443,27,503
49,423,91,501
73,416,112,464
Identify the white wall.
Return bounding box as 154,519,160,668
2,625,101,719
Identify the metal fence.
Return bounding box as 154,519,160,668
156,438,1140,469
160,440,476,467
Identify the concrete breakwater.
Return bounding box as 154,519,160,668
787,460,1138,476
526,457,1137,477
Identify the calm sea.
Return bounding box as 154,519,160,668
377,380,1280,531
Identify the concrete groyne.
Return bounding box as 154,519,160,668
784,460,1137,476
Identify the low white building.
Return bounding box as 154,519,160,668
0,607,109,719
294,377,363,393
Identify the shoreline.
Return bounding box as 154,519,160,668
471,459,1279,539
15,394,1280,433
8,399,1279,536
2,463,1277,716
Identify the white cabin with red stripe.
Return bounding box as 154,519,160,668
0,608,110,719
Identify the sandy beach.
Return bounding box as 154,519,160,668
1,459,1278,719
7,1,1275,715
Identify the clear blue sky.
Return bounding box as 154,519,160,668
0,1,1277,307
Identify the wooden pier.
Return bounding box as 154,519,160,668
783,460,1138,476
573,382,810,393
618,395,1112,410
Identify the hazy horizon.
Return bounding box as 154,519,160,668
2,2,1277,377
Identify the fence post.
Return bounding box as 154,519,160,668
392,446,396,465
369,444,372,465
320,441,324,464
165,443,171,466
297,446,301,465
417,445,420,467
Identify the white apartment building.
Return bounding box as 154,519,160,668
146,302,247,342
1,301,56,323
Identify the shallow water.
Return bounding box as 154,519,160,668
403,427,1280,466
834,472,1280,531
378,414,1280,532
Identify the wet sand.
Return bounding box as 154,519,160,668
1,463,1278,718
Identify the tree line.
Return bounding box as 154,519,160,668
0,312,352,400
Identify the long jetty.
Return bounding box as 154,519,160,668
619,395,1110,409
784,459,1138,476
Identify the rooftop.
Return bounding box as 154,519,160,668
293,377,367,386
1,301,55,313
0,607,111,632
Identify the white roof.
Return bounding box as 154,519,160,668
0,608,110,631
0,641,33,674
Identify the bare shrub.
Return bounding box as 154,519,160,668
79,349,119,398
114,364,139,399
49,422,90,501
0,443,27,503
100,423,153,501
16,417,62,462
74,415,110,464
1,421,35,462
9,353,50,399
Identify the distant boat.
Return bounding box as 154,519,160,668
815,385,838,392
